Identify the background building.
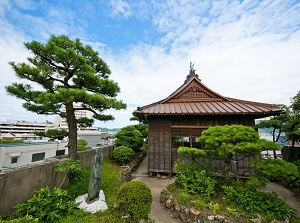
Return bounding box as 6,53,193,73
0,119,54,141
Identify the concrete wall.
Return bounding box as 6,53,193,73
78,131,101,148
0,159,68,217
77,146,113,166
0,145,114,217
0,141,68,171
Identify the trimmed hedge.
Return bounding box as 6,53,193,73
116,181,152,222
113,146,135,164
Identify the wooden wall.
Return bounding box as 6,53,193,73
148,115,256,174
148,118,171,173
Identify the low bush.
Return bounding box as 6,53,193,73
55,159,83,184
116,181,152,222
253,159,300,188
64,165,90,200
113,146,135,164
174,160,216,199
192,198,207,210
0,214,39,223
14,186,77,222
223,185,297,221
177,191,191,206
77,139,91,151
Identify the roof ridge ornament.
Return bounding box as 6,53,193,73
185,62,200,83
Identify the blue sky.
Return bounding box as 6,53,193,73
0,0,300,128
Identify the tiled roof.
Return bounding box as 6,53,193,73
135,74,283,117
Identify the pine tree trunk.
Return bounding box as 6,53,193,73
65,102,78,159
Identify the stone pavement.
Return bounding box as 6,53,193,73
132,155,180,223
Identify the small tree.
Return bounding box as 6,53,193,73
258,104,289,158
6,35,126,159
34,129,68,140
179,125,281,185
114,125,143,152
284,91,300,151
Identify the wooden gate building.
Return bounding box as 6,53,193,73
134,69,283,174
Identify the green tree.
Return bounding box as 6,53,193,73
130,111,148,124
285,90,300,150
258,104,289,158
291,90,300,112
133,123,148,140
114,125,143,152
179,125,281,185
6,35,126,159
283,113,300,150
34,129,68,140
77,117,94,129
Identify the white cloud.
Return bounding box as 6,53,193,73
13,0,38,10
0,0,10,16
109,0,132,18
0,0,299,129
99,0,300,128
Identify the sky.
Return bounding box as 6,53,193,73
0,0,300,129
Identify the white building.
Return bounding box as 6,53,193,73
54,102,95,130
0,140,68,172
0,119,54,141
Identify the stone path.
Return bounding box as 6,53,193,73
132,156,181,223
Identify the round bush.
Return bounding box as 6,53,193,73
116,181,152,222
113,146,135,164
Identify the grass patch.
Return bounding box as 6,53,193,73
58,159,123,223
100,159,121,207
64,165,90,200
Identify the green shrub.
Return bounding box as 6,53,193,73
116,181,152,222
55,159,83,184
114,126,143,152
113,146,135,164
254,159,300,188
77,139,91,151
0,214,39,223
244,176,268,191
174,160,216,198
64,165,90,200
193,198,207,210
223,185,298,221
14,186,77,222
177,191,191,206
208,201,221,215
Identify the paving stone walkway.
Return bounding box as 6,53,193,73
132,155,180,223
